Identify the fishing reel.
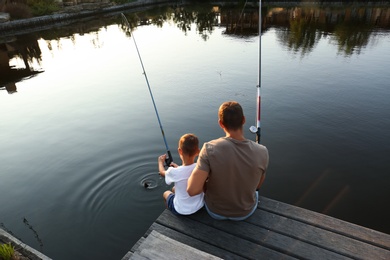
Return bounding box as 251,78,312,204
249,126,258,134
249,126,261,144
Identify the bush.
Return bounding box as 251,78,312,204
26,0,60,16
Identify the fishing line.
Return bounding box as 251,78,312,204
234,0,248,35
233,0,261,143
249,0,262,144
121,13,173,166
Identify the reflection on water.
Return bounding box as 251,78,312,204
0,2,389,260
267,6,390,56
0,34,43,93
2,3,389,86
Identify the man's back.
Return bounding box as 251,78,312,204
196,137,269,217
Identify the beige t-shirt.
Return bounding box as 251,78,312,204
195,137,269,217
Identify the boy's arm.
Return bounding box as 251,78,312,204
158,155,167,176
187,168,208,196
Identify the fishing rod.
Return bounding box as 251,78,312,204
249,0,262,144
121,13,173,166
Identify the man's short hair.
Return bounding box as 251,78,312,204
179,133,199,156
218,101,244,131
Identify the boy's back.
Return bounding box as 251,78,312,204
165,163,204,214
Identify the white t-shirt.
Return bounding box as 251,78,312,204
165,163,204,215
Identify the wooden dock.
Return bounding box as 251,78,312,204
123,196,390,259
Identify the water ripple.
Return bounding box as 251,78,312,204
67,150,167,228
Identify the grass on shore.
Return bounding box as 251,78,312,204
0,243,15,260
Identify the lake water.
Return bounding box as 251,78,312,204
1,2,389,259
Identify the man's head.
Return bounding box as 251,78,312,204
178,133,199,157
218,101,245,131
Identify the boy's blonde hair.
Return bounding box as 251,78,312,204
179,133,199,157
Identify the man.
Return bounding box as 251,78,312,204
187,101,269,220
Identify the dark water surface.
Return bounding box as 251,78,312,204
1,2,390,259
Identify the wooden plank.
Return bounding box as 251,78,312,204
130,230,222,260
130,237,146,253
258,196,390,250
147,223,246,260
247,208,390,260
156,210,297,260
126,196,390,260
121,251,133,260
188,209,350,260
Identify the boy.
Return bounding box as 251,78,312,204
158,133,204,215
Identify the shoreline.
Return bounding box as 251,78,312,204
1,0,389,36
0,228,51,260
0,0,173,36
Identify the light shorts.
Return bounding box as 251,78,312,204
205,191,259,221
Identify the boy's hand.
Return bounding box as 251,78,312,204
170,162,179,168
158,154,167,177
158,154,166,163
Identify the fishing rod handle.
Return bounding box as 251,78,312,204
165,150,173,167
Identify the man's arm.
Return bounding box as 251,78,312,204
257,172,266,190
257,148,269,190
187,168,208,196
